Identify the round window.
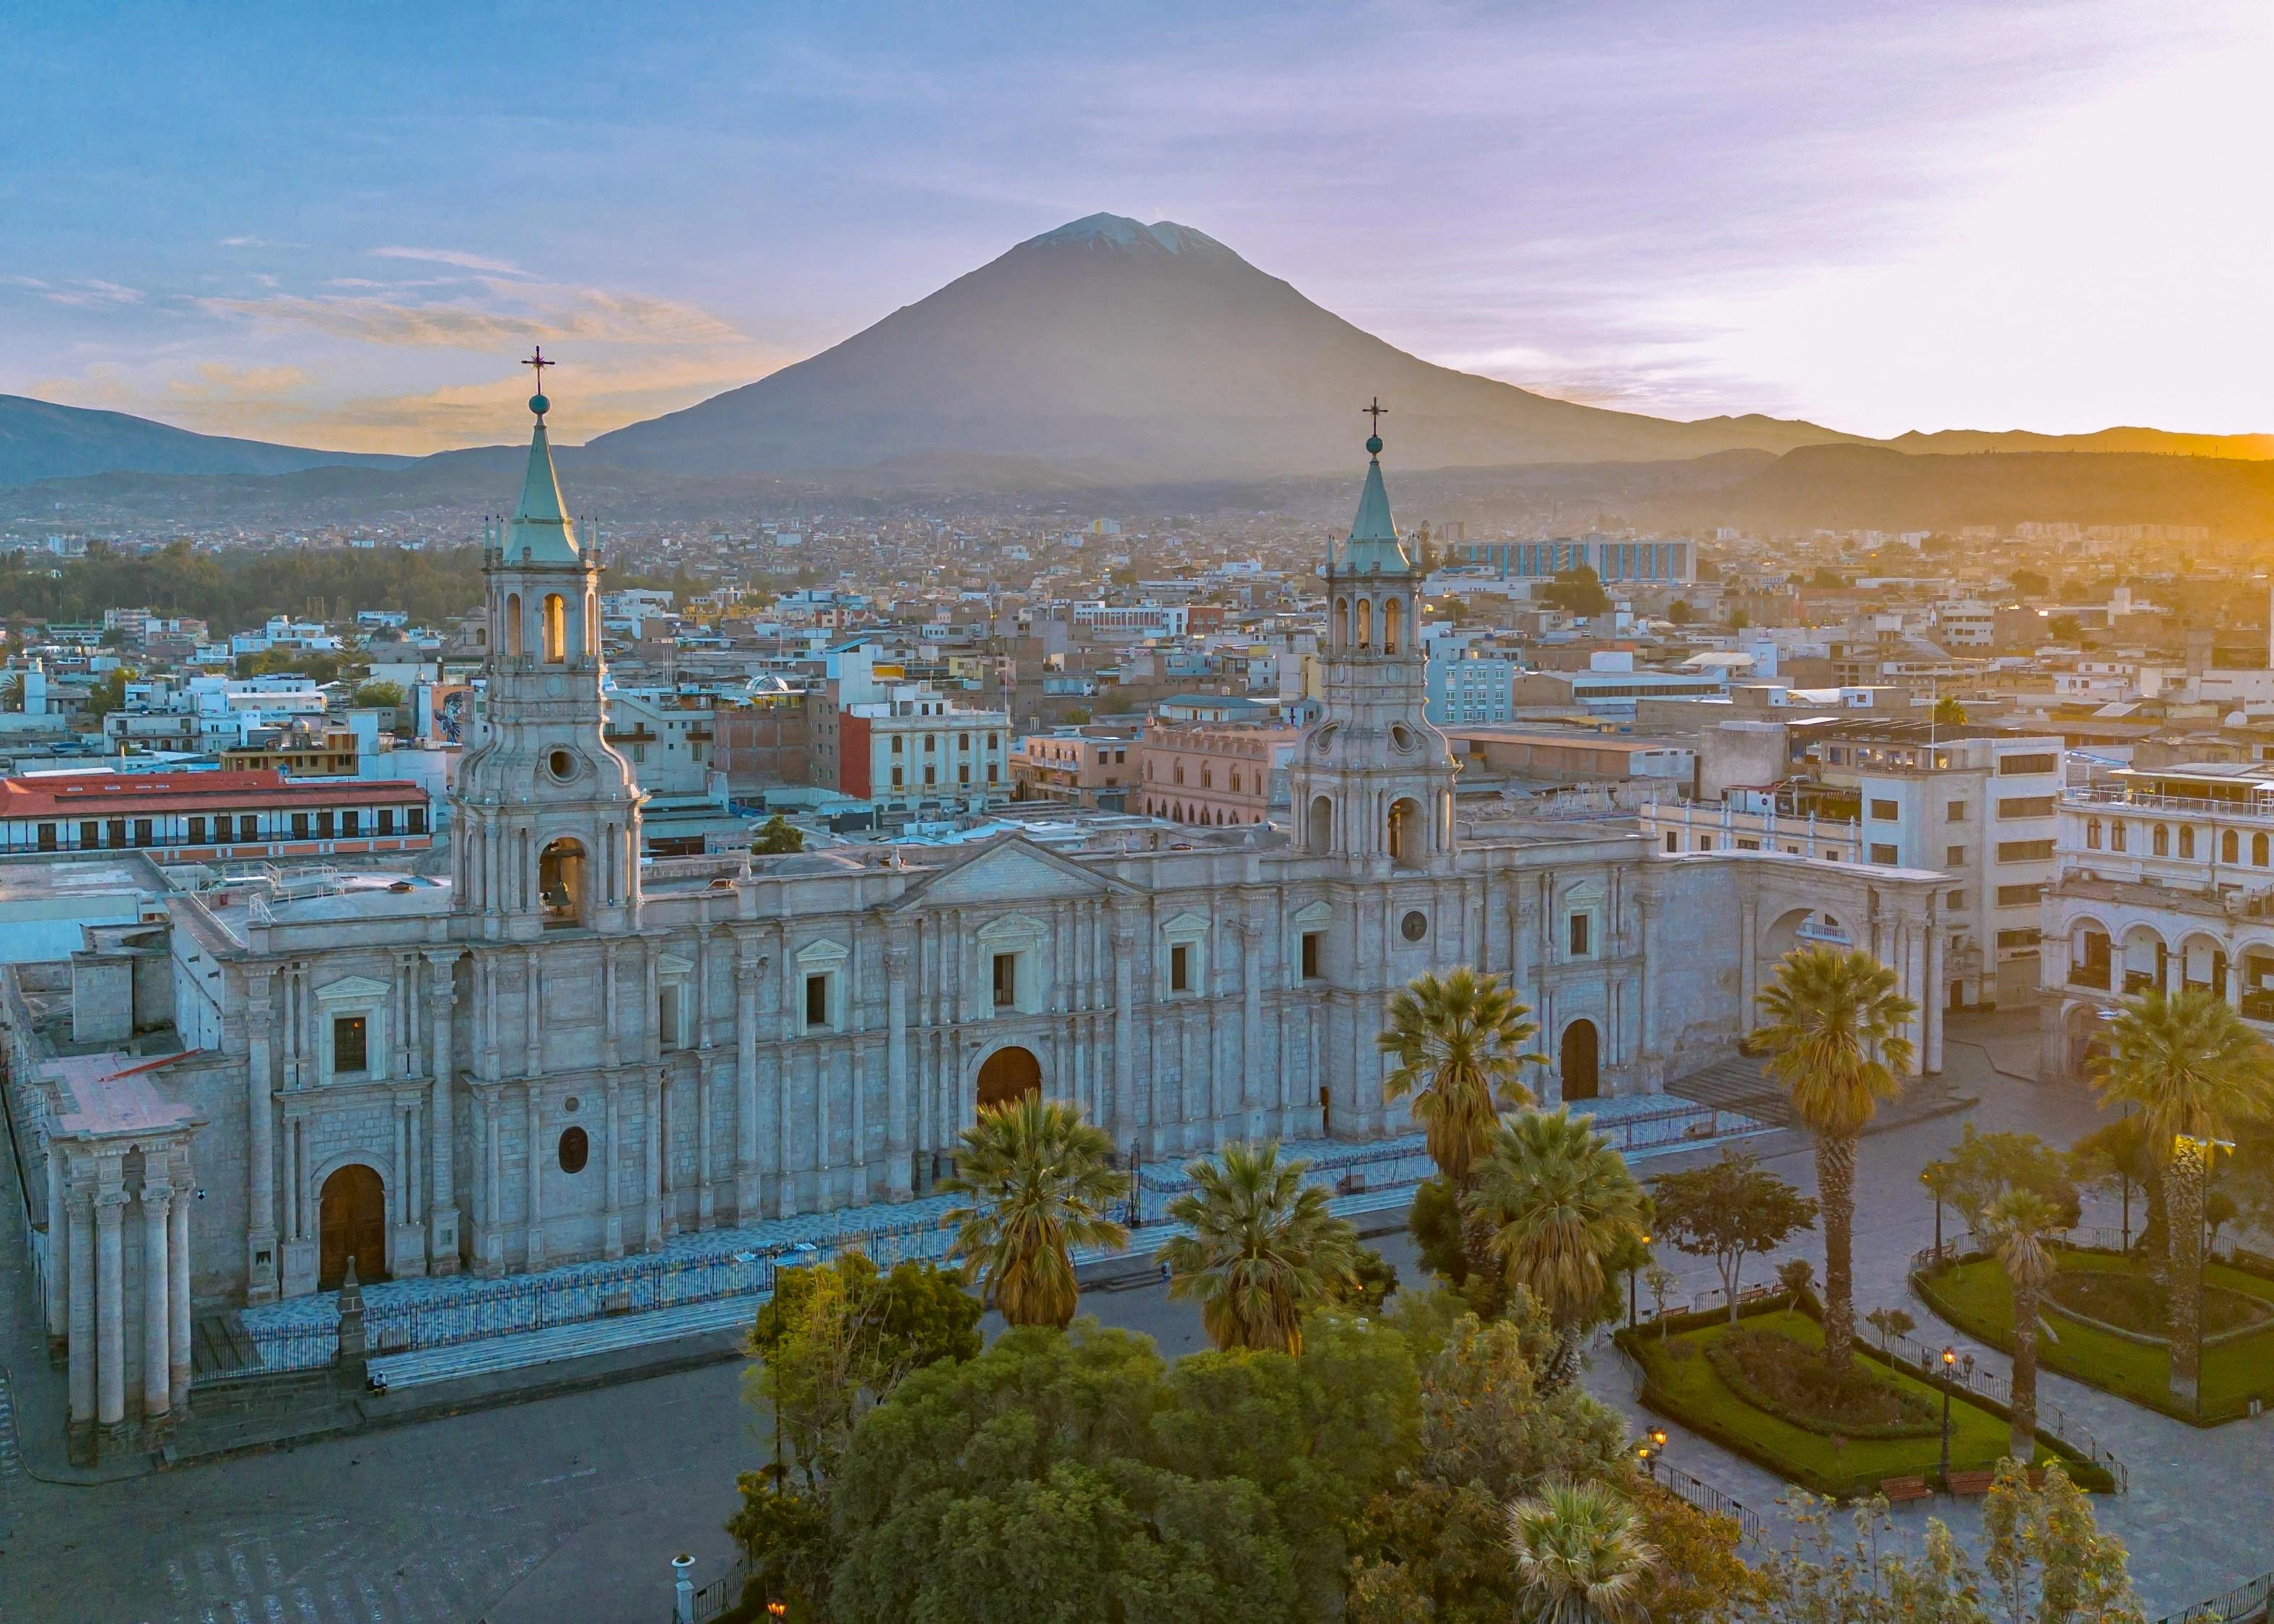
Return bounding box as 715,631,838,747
1390,723,1416,752
548,748,575,780
1400,910,1429,942
557,1125,590,1174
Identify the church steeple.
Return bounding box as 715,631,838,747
1291,406,1455,868
450,363,641,941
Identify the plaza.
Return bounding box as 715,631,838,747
0,1008,2266,1621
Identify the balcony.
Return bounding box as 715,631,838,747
2067,963,2111,991
2121,970,2158,995
2244,990,2274,1022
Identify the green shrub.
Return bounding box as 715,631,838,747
1703,1326,1939,1439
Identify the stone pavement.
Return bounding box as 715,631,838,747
1580,1009,2274,1618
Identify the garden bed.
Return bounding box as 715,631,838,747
1914,1248,2274,1426
1615,1300,2088,1501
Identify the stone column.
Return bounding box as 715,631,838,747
66,1184,94,1442
644,1068,666,1249
886,934,912,1197
1111,911,1138,1146
1239,908,1263,1137
523,1082,545,1270
734,939,761,1218
141,1182,172,1424
245,969,278,1302
695,1052,716,1231
1905,919,1927,1077
425,949,460,1272
603,1075,625,1258
95,1189,125,1432
1925,914,1946,1075
167,1161,191,1412
43,1153,68,1352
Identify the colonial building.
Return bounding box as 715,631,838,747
1,397,1947,1461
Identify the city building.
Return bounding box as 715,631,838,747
0,770,432,861
1426,644,1522,725
1454,536,1697,585
1009,729,1137,811
0,403,1947,1463
2041,760,2274,1080
1136,722,1298,825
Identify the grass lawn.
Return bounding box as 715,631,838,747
1916,1249,2274,1426
1620,1306,2060,1500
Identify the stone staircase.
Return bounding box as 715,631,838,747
1665,1055,1795,1127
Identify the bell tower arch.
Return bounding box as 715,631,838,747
450,360,642,940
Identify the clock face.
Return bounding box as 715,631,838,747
1401,910,1428,943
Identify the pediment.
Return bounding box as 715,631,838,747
315,974,391,1003
975,912,1051,944
1291,901,1333,928
1161,909,1214,938
655,952,696,977
898,835,1131,911
794,936,850,967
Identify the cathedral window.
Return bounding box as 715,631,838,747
557,1127,589,1175
993,953,1016,1008
804,974,831,1030
1334,598,1349,645
1568,912,1593,957
1383,597,1402,655
542,594,567,663
332,1015,367,1074
1170,944,1192,993
506,593,523,656
1301,933,1322,979
1356,599,1372,648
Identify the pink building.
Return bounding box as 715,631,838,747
1136,723,1299,826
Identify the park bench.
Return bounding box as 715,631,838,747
1946,1470,1997,1496
1879,1475,1931,1503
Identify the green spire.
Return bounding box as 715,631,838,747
504,401,580,565
1337,434,1412,575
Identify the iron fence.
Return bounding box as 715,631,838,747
1648,1459,1769,1546
2158,1571,2273,1624
682,1557,752,1624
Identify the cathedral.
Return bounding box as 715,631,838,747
4,391,1947,1456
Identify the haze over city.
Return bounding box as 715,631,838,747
6,1,2273,450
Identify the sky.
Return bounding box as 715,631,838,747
2,0,2270,454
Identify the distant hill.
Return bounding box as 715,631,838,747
0,394,409,486
588,214,1868,481
1652,444,2274,533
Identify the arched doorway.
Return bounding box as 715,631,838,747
1559,1019,1600,1102
1388,798,1422,865
975,1045,1041,1112
318,1164,388,1290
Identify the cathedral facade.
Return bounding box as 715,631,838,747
9,398,1946,1451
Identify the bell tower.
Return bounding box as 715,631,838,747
450,357,641,940
1290,403,1457,868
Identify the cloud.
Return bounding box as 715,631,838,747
371,245,533,277
27,279,147,309
186,281,749,352
220,235,303,249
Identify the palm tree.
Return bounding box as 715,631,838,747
1754,945,1915,1371
1983,1187,2064,1462
938,1093,1130,1330
1378,967,1543,1189
1156,1141,1361,1354
2092,987,2274,1400
1507,1480,1658,1624
1465,1109,1649,1387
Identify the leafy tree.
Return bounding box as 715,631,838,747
1649,1151,1818,1324
0,671,22,713
938,1093,1129,1329
1377,967,1542,1190
1631,1484,1774,1624
1922,1125,2081,1244
1464,1110,1650,1386
752,814,806,855
1810,567,1851,590
349,679,404,713
1159,1140,1361,1354
1541,566,1611,617
2091,988,2274,1399
2011,568,2050,598
1865,1306,1916,1355
1346,1307,1630,1624
2048,614,2083,642
1756,945,1917,1369
1665,599,1695,625
1507,1479,1657,1624
2067,1116,2164,1260
1980,1459,2146,1624
827,1317,1417,1624
1777,1256,1817,1314
1642,1263,1680,1335
1730,606,1751,630
0,538,482,634
1983,1189,2064,1461
1406,1172,1476,1292
82,665,136,721
1933,694,1969,726
745,1254,980,1491
725,1477,835,1622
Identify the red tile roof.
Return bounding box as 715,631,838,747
0,770,424,818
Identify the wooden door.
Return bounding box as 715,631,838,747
318,1164,388,1290
1560,1020,1600,1103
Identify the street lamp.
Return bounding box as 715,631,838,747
767,1602,787,1621
1629,1233,1652,1330
1921,1169,1943,1265
1938,1346,1957,1486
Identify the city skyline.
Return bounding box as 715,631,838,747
4,0,2271,453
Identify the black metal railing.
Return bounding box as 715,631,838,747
1648,1459,1769,1546
2158,1570,2273,1624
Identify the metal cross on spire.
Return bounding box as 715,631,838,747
1362,396,1388,434
523,346,554,382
